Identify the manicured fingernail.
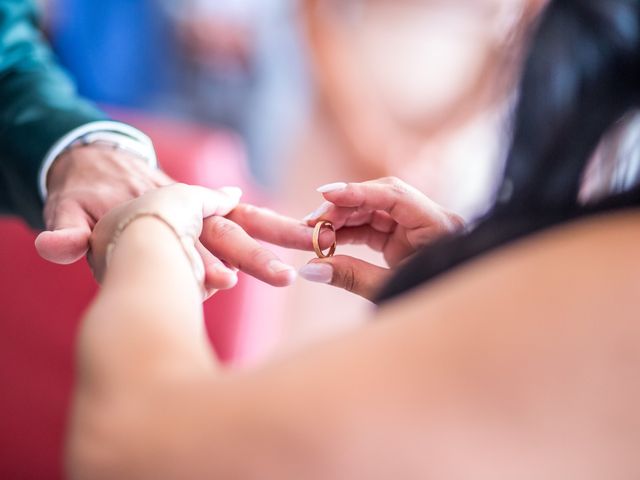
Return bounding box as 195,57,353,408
220,186,243,198
299,263,333,284
317,182,347,193
302,201,332,222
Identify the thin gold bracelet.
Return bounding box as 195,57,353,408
105,212,206,298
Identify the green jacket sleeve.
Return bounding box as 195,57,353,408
0,0,106,226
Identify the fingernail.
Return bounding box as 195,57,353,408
302,201,332,222
317,182,347,193
220,186,243,199
214,263,237,277
299,263,333,284
268,260,297,284
212,265,238,289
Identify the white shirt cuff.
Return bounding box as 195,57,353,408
38,121,158,201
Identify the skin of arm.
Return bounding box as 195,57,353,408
67,211,640,480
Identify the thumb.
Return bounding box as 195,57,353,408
298,255,391,301
35,200,92,264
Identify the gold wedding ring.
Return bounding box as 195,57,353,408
312,220,337,258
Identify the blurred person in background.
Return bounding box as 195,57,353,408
65,1,640,478
299,0,546,220
167,0,309,187
47,0,309,187
302,0,638,218
43,0,178,110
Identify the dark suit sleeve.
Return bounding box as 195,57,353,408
0,0,106,226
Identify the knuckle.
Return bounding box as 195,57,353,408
128,180,148,197
85,189,122,211
235,203,256,222
379,176,409,195
380,176,401,186
248,246,273,265
153,172,172,187
241,204,256,215
50,194,73,209
387,177,409,194
207,218,239,242
167,182,189,195
89,185,128,204
338,265,358,293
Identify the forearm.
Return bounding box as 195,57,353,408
78,218,218,393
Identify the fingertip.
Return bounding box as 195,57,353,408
34,231,49,258
205,263,239,290
198,186,242,218
219,186,243,199
217,272,239,290
302,201,333,224
320,189,361,211
281,268,298,286
35,228,90,264
267,260,298,287
316,182,348,194
217,187,243,215
319,183,355,204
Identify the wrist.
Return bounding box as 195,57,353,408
104,213,206,299
46,145,121,193
40,121,157,200
66,130,157,166
47,144,153,194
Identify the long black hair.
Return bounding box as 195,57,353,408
377,0,640,303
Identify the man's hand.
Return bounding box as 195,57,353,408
33,144,320,291
35,145,172,264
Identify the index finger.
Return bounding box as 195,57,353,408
200,216,296,287
315,178,461,231
227,204,334,251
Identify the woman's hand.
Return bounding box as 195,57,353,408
299,177,465,300
89,183,244,298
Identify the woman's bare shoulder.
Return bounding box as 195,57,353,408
377,209,640,327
